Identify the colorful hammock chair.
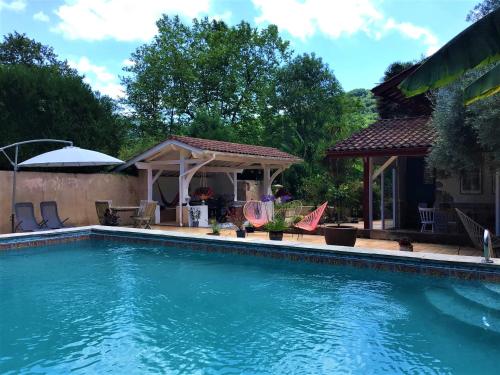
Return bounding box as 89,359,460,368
243,200,271,228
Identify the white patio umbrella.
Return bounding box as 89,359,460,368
0,139,123,232
19,146,123,167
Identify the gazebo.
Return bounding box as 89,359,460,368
117,135,301,226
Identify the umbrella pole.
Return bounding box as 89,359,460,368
11,145,18,233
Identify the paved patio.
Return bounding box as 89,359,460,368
151,225,481,257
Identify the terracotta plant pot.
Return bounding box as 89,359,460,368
236,229,246,238
269,231,283,241
324,226,357,247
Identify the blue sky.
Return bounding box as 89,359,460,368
0,0,477,98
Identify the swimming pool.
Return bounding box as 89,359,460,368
1,235,499,374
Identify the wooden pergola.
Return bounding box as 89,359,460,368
117,135,301,225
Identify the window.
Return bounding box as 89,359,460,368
460,168,482,194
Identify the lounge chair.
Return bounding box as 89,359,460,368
131,200,157,229
243,200,271,228
14,202,48,232
456,208,499,257
293,202,328,237
95,200,112,225
40,201,71,229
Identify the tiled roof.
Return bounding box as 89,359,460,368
170,135,301,161
327,116,436,156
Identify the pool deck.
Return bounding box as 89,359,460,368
151,225,481,257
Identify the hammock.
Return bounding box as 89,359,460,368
243,200,271,228
294,202,328,232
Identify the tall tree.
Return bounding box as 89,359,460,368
466,0,500,22
123,16,290,140
0,33,127,165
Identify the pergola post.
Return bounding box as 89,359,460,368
233,172,238,201
496,168,500,235
178,152,186,226
263,165,271,195
380,170,385,230
392,167,397,229
363,157,373,230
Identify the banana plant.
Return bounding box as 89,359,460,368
399,8,500,105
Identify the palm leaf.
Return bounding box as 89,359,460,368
464,63,500,105
399,8,500,97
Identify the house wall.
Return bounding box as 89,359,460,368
436,167,496,205
0,171,140,234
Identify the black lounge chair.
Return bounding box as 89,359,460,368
14,202,48,232
40,201,71,229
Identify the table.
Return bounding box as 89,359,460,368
111,206,140,225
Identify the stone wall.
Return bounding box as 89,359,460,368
0,171,140,233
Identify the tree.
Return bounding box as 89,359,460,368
466,0,500,22
0,32,75,75
123,16,290,139
380,61,414,83
0,34,127,166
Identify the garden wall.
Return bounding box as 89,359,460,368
0,171,140,234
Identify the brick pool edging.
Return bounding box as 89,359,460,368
1,226,499,282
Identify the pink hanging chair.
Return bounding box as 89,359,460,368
243,201,270,228
294,202,328,234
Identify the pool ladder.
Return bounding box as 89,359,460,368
483,230,494,263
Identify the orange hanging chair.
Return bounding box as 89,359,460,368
243,200,271,228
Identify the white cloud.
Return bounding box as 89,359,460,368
122,58,135,68
33,11,50,22
253,0,439,56
53,0,211,41
0,0,26,12
383,18,439,55
69,56,125,99
212,10,232,23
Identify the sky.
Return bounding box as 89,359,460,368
0,0,477,98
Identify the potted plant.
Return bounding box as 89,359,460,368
264,217,288,241
189,207,201,227
398,237,413,251
227,207,246,238
245,223,255,233
208,219,220,236
323,182,358,247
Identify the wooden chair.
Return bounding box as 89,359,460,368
418,207,435,233
243,200,271,228
95,200,112,225
131,201,157,229
293,202,328,237
456,208,500,257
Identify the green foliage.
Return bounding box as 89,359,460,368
264,216,288,232
0,33,127,167
467,0,500,22
0,32,75,76
210,219,221,234
399,8,500,102
0,64,126,164
381,61,414,83
123,16,290,138
427,69,500,172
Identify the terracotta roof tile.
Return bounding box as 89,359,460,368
169,135,301,161
328,116,436,156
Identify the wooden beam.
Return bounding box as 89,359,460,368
372,156,397,180
152,169,164,184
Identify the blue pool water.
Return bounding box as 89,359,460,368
1,240,499,374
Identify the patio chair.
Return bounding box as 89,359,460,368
40,201,71,229
293,202,328,237
456,209,500,257
131,200,157,229
243,200,271,228
418,207,435,233
95,200,112,225
14,202,48,232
